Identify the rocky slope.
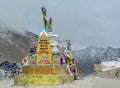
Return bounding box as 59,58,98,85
0,26,37,63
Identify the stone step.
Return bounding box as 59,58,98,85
14,74,74,86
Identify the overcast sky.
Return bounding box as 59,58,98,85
0,0,120,50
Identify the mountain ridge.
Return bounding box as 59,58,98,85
0,26,37,63
72,46,120,75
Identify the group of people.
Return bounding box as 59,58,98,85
60,54,78,76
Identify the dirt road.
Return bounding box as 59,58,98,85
0,77,120,88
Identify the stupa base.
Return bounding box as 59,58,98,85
14,74,74,86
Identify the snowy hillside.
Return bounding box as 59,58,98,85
72,46,120,75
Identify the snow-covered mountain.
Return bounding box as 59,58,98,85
72,46,120,75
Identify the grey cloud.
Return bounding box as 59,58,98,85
0,0,120,50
